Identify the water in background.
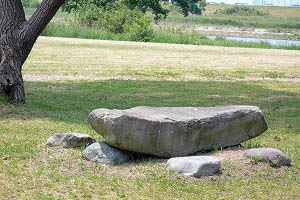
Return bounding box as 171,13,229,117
207,35,300,46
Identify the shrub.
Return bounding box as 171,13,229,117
214,6,269,16
76,4,103,27
95,3,132,33
125,14,154,42
22,0,41,8
76,2,154,41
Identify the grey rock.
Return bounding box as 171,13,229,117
46,133,96,148
82,142,130,165
166,156,221,178
89,106,268,158
244,148,292,167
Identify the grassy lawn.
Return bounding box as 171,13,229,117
24,37,300,80
1,37,300,199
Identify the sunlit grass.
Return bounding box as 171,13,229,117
23,37,300,81
1,37,300,199
1,80,300,199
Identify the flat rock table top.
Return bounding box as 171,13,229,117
88,105,268,157
91,105,262,121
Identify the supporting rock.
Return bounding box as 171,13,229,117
46,133,96,148
166,156,221,178
244,148,292,167
82,142,130,165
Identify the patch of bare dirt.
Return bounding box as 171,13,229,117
24,74,300,83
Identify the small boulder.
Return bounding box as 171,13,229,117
166,156,221,178
82,142,130,165
46,133,96,148
244,148,292,167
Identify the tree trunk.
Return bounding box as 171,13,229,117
0,0,65,104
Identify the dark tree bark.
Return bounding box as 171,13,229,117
0,0,65,104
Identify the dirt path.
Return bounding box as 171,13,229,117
23,74,300,83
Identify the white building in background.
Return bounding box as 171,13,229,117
206,0,300,6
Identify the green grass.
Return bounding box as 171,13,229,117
41,22,300,50
213,6,269,16
1,37,300,199
204,5,300,18
152,28,299,50
1,80,300,199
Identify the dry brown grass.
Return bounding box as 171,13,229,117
23,37,300,82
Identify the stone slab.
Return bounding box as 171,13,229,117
89,106,268,157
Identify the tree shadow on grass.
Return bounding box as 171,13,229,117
1,80,300,131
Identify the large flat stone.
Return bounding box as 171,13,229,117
88,106,268,158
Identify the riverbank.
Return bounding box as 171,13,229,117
41,22,300,50
25,5,300,43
